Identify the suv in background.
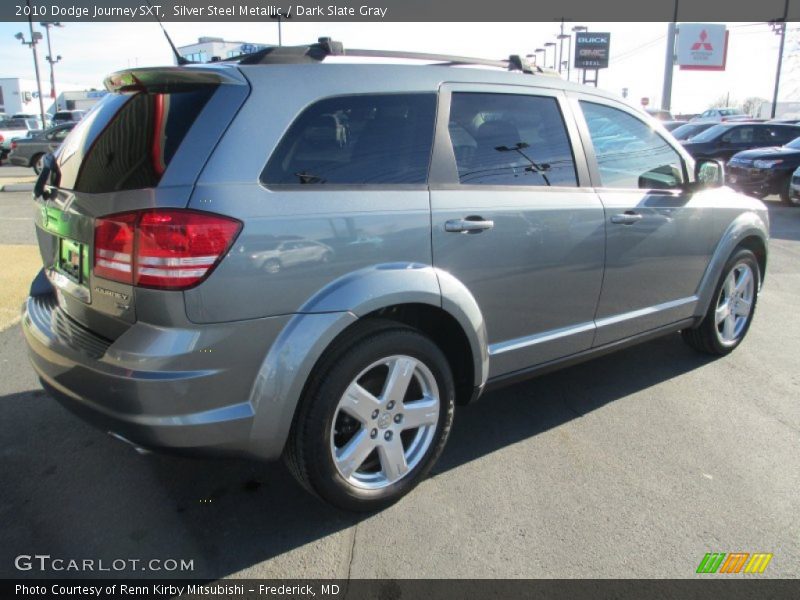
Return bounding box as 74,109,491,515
681,122,800,161
22,40,769,511
52,110,86,126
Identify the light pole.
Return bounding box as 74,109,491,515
14,23,47,128
534,48,545,68
572,26,587,84
770,0,790,119
40,22,63,111
545,42,556,70
270,12,291,46
558,33,570,79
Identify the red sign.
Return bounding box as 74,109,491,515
641,97,650,106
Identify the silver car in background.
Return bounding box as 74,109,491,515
22,40,768,511
9,123,76,173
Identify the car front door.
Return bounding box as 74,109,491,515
572,95,718,346
430,84,606,378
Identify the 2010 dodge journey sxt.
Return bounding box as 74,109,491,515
22,39,769,511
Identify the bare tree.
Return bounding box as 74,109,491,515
740,97,768,117
708,94,733,109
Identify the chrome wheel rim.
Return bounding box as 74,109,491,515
715,262,755,346
34,155,44,174
330,355,440,490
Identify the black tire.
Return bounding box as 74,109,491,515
780,178,798,206
682,248,759,355
31,153,44,175
284,319,455,512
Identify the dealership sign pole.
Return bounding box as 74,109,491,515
574,31,610,87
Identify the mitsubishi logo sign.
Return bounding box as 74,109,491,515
677,23,728,71
691,30,714,51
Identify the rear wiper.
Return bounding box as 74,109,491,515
295,171,326,184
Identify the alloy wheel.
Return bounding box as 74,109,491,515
330,355,440,489
714,262,755,346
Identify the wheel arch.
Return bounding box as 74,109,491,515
694,211,769,322
246,263,489,460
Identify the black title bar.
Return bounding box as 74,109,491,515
2,0,800,22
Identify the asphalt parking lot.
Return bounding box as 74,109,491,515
0,163,798,579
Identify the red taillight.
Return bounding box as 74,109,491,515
10,141,17,150
94,209,241,290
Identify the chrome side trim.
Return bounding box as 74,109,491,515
488,320,595,356
594,296,698,329
488,296,698,357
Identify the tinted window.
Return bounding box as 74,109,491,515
771,126,800,144
56,88,215,193
721,126,755,144
671,122,712,140
263,94,436,185
690,124,728,142
447,93,577,187
580,101,685,189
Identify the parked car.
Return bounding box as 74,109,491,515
52,110,86,125
681,122,800,161
692,107,750,122
8,123,76,173
789,165,800,205
726,135,800,205
661,120,687,132
22,41,769,511
0,117,42,162
669,121,717,141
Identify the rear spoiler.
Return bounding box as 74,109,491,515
104,65,247,93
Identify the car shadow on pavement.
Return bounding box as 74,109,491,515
0,333,715,580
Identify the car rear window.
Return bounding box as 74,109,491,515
55,88,215,193
262,93,436,185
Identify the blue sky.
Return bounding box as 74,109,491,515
0,21,796,113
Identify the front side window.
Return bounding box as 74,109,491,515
263,93,436,185
580,101,685,189
447,92,577,187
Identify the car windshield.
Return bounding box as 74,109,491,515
671,123,704,140
719,108,743,116
689,124,728,143
785,137,800,149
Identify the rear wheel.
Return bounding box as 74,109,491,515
31,153,45,175
285,320,455,512
682,248,759,355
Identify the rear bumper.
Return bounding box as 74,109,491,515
22,292,290,458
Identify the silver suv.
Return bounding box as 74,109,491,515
22,40,769,511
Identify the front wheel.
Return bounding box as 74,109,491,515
285,320,455,512
682,248,759,355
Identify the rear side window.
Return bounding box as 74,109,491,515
447,92,577,187
56,88,215,193
262,93,436,185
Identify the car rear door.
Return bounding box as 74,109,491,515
571,93,717,346
429,83,605,378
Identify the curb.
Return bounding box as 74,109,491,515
0,183,35,192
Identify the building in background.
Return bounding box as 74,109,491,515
0,77,91,116
176,37,270,64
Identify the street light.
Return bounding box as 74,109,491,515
572,25,588,84
14,24,47,129
557,33,570,79
544,42,556,70
40,22,63,111
534,47,546,68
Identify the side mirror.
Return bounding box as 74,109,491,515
694,158,724,189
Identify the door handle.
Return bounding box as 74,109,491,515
445,217,495,233
610,212,643,225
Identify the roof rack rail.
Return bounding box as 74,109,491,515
235,37,552,75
